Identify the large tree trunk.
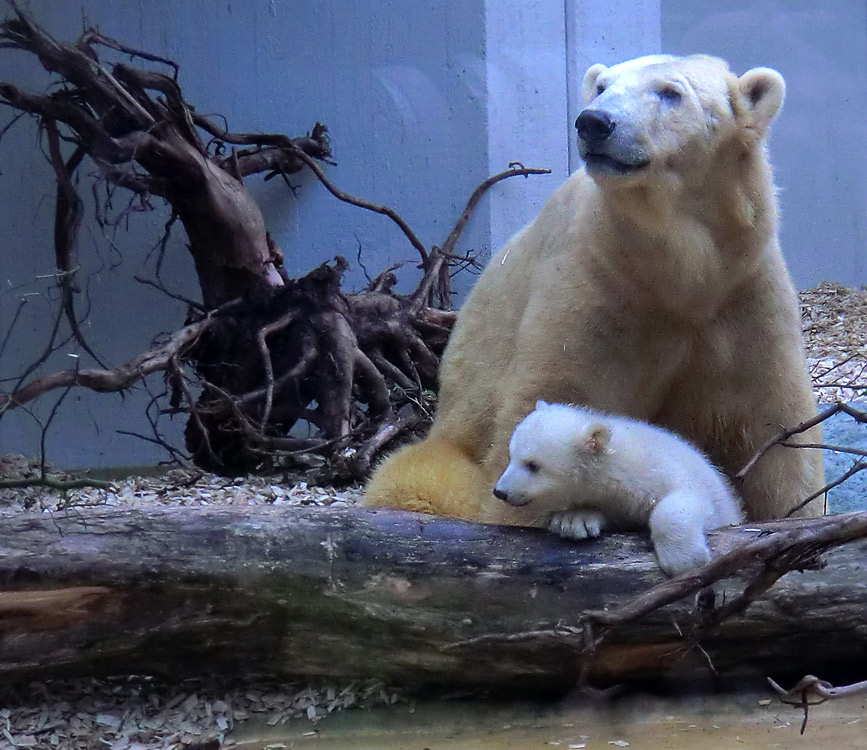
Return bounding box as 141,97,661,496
1,505,865,690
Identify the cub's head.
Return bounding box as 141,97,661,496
493,401,610,508
575,54,785,180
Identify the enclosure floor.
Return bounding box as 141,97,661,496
230,690,867,750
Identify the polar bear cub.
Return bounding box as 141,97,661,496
493,401,742,576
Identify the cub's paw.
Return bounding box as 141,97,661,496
547,510,606,540
652,537,712,577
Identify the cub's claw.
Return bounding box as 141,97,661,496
547,510,606,540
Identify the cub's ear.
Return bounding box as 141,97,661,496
582,424,611,455
582,63,608,106
535,399,550,410
737,67,785,132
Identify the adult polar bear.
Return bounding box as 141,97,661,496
364,54,825,524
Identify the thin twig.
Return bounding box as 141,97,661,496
441,163,551,257
736,401,867,480
581,513,867,630
255,310,297,428
135,275,204,312
409,164,550,315
286,145,431,264
0,301,239,412
0,476,111,490
785,458,867,518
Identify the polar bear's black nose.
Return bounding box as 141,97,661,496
575,109,615,144
493,487,508,501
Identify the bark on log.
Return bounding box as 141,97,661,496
1,505,865,691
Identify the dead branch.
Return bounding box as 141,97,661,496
0,304,235,413
410,163,550,313
254,310,298,428
444,162,550,257
1,3,550,478
734,401,867,516
452,511,867,667
768,674,867,734
286,145,431,265
736,401,867,480
768,674,867,704
44,118,106,366
581,511,867,630
0,476,111,491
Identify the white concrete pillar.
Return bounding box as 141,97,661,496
484,0,662,249
485,0,569,252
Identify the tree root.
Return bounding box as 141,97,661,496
0,4,550,479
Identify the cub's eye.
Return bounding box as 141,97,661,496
658,85,682,104
596,84,606,96
523,459,540,474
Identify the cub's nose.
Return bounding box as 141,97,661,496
575,109,615,144
493,487,508,501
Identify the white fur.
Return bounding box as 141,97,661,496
365,54,823,529
494,401,743,576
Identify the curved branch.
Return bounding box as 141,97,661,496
441,163,551,257
0,83,152,163
0,304,238,413
78,30,180,80
193,115,330,154
255,310,298,428
582,511,867,629
44,118,108,367
736,402,867,480
286,144,431,265
408,164,550,314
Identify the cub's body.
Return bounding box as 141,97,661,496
494,401,742,575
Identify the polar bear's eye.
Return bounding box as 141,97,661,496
658,85,682,104
523,459,541,474
596,83,605,96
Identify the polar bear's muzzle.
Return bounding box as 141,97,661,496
493,485,532,506
576,108,650,175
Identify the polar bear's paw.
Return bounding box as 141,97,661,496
547,510,606,540
652,536,713,577
649,492,715,576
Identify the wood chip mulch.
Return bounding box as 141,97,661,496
801,281,867,403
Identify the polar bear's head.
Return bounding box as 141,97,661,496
575,54,785,180
493,401,610,508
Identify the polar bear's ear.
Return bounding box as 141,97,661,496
582,63,608,105
582,424,611,455
737,67,786,131
535,399,550,410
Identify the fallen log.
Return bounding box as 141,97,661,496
1,505,866,690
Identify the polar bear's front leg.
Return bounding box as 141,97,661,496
547,510,607,540
648,491,715,576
